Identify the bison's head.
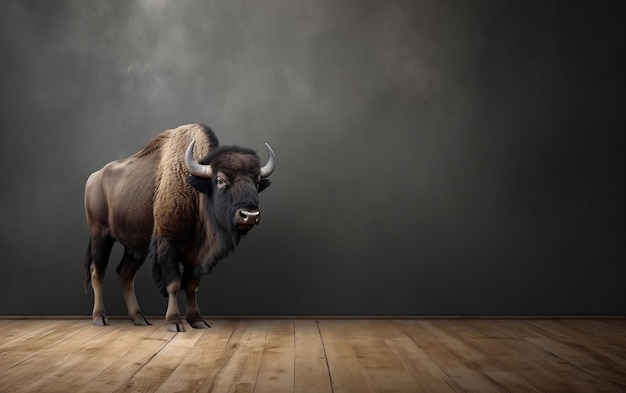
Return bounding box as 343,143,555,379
184,140,274,237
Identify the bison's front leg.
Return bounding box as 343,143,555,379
165,281,186,332
152,237,186,332
182,270,211,329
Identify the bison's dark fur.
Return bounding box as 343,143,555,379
84,124,274,331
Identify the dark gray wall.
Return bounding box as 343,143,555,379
1,1,624,317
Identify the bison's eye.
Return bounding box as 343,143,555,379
216,177,227,190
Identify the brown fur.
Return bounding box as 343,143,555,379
85,124,217,252
84,123,268,329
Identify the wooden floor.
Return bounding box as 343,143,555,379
0,319,624,392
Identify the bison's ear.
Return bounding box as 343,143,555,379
257,179,271,192
187,176,211,194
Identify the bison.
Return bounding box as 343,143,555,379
84,124,275,331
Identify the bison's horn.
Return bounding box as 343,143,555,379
184,140,213,178
260,143,275,178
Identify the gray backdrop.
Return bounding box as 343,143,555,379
1,1,624,317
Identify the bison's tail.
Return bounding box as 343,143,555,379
84,238,92,292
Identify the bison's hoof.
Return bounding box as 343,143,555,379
93,316,110,326
166,321,186,332
132,315,152,326
189,320,211,329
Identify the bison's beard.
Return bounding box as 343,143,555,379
188,185,259,274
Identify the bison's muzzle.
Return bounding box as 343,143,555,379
235,208,260,232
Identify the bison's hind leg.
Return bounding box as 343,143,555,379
89,236,114,326
117,248,151,326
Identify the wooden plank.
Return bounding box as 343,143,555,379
345,320,422,393
377,320,459,393
254,320,295,393
417,320,540,393
0,320,53,351
203,319,269,393
0,322,127,392
294,320,332,393
449,320,575,393
74,323,177,393
563,319,626,367
568,319,626,343
111,326,202,393
0,319,84,373
519,320,626,391
317,320,372,393
38,323,169,393
13,323,134,393
396,320,503,393
150,319,243,393
0,319,79,354
465,320,620,393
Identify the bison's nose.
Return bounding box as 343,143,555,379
236,209,260,226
